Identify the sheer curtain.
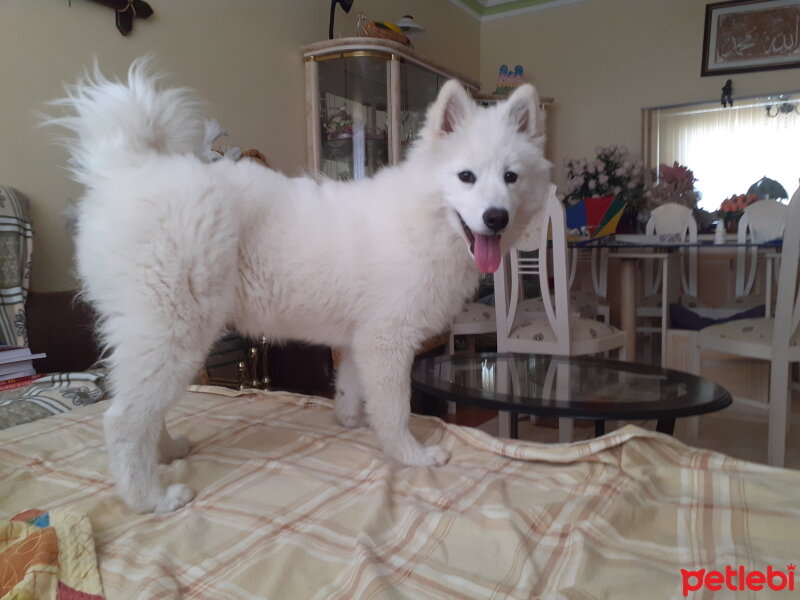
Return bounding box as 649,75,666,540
650,98,800,211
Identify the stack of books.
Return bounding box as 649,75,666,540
0,346,47,391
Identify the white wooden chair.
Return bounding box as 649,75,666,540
448,301,496,354
689,185,800,467
494,184,627,439
516,246,610,323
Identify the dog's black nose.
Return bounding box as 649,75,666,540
483,208,509,233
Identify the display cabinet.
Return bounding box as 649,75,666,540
302,38,483,180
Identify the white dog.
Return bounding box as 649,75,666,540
50,59,551,513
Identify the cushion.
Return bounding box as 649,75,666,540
510,314,620,343
518,290,604,319
681,293,765,312
0,370,107,430
453,302,495,325
669,303,766,332
699,317,800,346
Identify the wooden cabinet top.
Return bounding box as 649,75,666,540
302,37,482,92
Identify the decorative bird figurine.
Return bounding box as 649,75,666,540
85,0,153,36
721,79,733,107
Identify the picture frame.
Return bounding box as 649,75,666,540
702,0,800,76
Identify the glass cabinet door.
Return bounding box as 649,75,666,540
317,55,390,180
398,62,445,161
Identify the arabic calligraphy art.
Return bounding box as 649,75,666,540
702,0,800,76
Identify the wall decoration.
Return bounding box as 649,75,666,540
493,65,526,96
82,0,154,36
702,0,800,76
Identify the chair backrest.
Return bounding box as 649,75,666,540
0,186,33,347
566,247,608,299
644,203,698,297
772,185,800,350
736,199,789,297
495,184,572,354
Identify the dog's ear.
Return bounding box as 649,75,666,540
426,80,475,136
503,83,540,136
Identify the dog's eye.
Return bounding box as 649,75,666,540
504,171,518,184
458,170,476,184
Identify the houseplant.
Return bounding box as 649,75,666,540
645,162,699,209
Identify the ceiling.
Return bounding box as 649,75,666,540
450,0,585,21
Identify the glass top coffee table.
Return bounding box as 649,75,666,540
411,353,732,438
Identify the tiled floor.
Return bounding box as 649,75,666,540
450,399,800,470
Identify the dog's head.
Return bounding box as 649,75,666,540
416,80,551,273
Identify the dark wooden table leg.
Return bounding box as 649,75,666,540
594,420,605,437
656,418,676,435
510,412,519,439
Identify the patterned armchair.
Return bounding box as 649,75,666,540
0,186,33,347
0,186,107,430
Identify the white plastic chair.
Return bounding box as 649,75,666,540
637,203,697,361
690,185,800,467
682,199,787,319
641,203,698,306
734,199,787,316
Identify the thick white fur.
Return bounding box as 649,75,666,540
49,58,551,513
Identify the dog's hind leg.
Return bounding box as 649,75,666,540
334,347,365,428
102,308,225,513
353,334,449,466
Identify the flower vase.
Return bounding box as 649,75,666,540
724,213,742,234
615,201,641,234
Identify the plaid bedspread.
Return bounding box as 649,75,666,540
0,387,798,599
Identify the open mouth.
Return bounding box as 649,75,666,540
458,213,476,254
456,212,502,274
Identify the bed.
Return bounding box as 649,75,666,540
1,386,799,599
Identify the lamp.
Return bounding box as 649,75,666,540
329,0,355,40
764,96,799,118
747,176,788,200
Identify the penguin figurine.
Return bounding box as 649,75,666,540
721,79,733,107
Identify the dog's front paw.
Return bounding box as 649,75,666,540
336,410,364,428
335,394,364,428
153,484,195,513
388,441,450,467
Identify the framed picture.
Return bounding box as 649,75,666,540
702,0,800,76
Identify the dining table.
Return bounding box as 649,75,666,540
570,233,782,364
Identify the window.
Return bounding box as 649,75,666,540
644,93,800,211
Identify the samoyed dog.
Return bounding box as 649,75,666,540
50,58,551,513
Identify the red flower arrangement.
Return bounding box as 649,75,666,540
719,193,759,214
719,193,759,232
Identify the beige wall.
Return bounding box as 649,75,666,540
480,0,795,186
0,0,478,292
8,0,793,293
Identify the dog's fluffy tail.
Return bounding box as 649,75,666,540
47,56,204,187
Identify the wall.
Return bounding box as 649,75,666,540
0,0,478,292
479,0,795,187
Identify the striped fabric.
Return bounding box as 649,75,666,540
0,186,33,347
1,387,798,599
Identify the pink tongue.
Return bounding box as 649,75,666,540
473,234,501,273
